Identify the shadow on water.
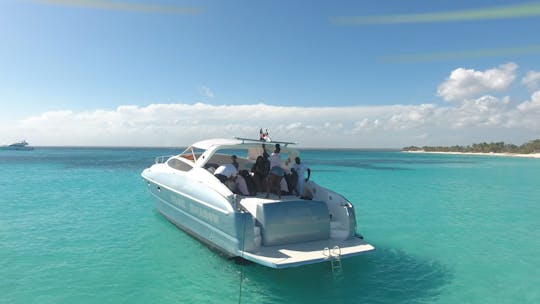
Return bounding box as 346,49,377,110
235,247,452,304
150,189,451,304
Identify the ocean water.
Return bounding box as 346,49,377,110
1,148,539,304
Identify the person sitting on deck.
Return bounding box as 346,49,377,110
214,160,238,188
236,169,256,196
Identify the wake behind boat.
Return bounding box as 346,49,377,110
141,136,374,268
0,140,33,151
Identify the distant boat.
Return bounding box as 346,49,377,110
0,140,34,151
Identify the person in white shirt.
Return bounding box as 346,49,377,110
266,144,285,198
293,156,310,197
269,144,282,172
214,163,238,183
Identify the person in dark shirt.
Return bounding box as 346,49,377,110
251,155,269,193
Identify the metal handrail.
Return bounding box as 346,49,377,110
233,136,297,146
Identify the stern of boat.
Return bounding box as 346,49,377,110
236,195,374,268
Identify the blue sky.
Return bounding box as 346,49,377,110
1,0,540,147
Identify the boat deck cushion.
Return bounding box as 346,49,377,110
256,200,330,246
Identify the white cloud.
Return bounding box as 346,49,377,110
199,86,215,99
3,63,540,148
521,71,540,90
448,95,511,128
3,95,538,148
517,91,540,112
437,62,517,101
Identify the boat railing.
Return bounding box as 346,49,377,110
155,155,174,164
234,136,297,147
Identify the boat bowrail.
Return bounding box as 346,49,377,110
154,155,173,164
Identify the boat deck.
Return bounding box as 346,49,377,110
241,237,374,268
238,193,301,216
238,194,374,268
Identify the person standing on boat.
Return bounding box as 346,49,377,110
231,155,239,169
266,144,285,198
261,143,270,160
269,144,282,172
251,155,269,192
294,156,310,198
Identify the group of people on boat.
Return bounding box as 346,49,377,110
213,143,311,199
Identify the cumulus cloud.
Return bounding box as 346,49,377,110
3,63,540,148
517,91,540,112
521,71,540,90
437,62,517,101
4,93,539,148
509,91,540,130
449,95,511,128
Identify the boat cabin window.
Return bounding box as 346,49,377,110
167,158,193,172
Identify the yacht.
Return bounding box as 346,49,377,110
0,140,33,151
141,137,374,268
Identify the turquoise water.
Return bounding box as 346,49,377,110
1,148,539,303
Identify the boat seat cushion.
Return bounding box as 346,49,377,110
256,200,330,246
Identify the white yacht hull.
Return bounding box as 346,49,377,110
144,176,246,257
143,171,374,268
141,138,374,268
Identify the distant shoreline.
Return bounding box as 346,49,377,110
404,150,540,159
3,146,402,151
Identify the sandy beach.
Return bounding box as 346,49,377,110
404,150,540,159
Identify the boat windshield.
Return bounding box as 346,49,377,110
179,146,205,162
204,145,298,172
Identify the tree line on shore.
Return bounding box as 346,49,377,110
403,139,540,154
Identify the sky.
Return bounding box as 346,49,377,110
1,0,540,148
